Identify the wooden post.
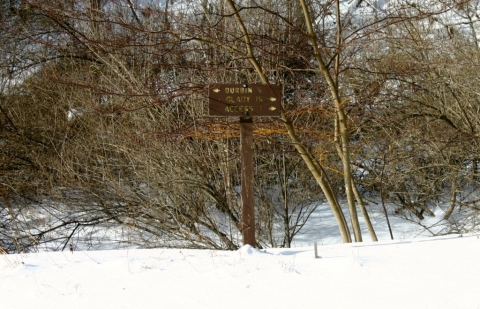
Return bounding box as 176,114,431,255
240,117,255,247
208,83,282,248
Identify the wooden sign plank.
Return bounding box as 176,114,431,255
209,84,282,117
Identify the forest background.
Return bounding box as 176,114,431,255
2,0,480,253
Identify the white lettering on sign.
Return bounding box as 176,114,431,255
226,96,251,103
225,87,253,94
225,106,254,113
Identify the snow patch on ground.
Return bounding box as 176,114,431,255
2,234,480,309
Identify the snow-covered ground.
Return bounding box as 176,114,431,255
2,201,480,309
297,201,474,246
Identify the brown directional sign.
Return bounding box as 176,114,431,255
209,83,282,117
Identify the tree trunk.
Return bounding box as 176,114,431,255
444,174,457,220
299,0,363,242
281,114,352,243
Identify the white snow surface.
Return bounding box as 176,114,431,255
2,202,480,309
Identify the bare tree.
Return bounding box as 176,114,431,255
3,0,480,252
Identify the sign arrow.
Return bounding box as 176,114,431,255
213,88,220,93
269,97,277,101
269,106,277,111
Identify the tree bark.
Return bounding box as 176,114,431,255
299,0,363,241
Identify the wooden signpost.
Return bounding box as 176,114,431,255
208,84,282,247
